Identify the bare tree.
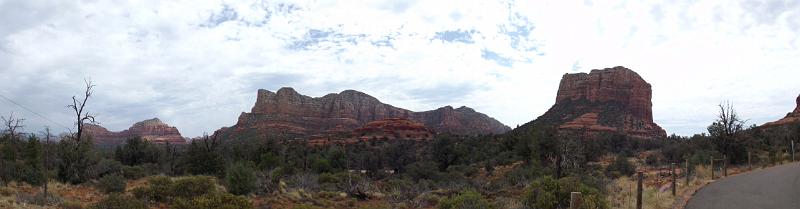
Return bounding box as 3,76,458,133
2,112,25,140
708,102,747,162
67,79,97,143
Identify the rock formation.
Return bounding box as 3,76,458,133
85,118,186,145
216,87,510,140
521,66,666,139
762,94,800,127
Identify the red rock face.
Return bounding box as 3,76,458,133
354,118,435,141
529,66,667,139
218,88,510,140
762,94,800,127
556,67,654,122
307,118,435,146
85,118,186,145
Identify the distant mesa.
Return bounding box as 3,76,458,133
761,94,800,127
215,87,510,141
517,66,667,139
85,118,186,145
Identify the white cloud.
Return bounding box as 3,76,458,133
0,0,798,137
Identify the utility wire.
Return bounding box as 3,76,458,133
0,93,72,131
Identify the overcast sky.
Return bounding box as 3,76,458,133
1,0,799,137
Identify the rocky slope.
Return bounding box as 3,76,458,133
519,66,667,139
216,87,510,140
85,118,186,145
762,94,800,127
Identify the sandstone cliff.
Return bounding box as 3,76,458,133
217,87,510,140
85,118,186,145
520,66,667,139
762,94,800,127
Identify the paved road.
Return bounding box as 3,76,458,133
685,162,800,209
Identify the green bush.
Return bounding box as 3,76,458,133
97,174,126,194
605,156,635,178
172,192,253,209
522,176,608,209
90,194,147,209
225,162,257,195
438,190,491,209
122,165,146,179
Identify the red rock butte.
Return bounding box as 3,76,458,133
215,87,510,140
528,66,667,139
761,94,800,127
84,118,186,145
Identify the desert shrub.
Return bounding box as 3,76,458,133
59,200,84,209
226,161,257,195
132,175,218,203
405,161,440,181
172,192,253,209
286,173,320,191
311,158,333,173
290,204,322,209
90,194,147,209
57,138,98,184
318,172,339,184
132,175,173,202
114,137,161,166
504,165,546,187
91,159,123,178
15,192,63,206
181,139,225,176
97,174,126,193
605,156,635,178
170,176,218,199
522,176,608,209
121,165,146,179
447,165,478,177
438,189,491,209
0,186,13,196
357,204,391,209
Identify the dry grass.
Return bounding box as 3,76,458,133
607,164,718,209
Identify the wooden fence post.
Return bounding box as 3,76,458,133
792,140,794,162
671,163,676,196
570,192,582,209
748,151,752,171
710,159,715,180
723,155,728,177
685,158,690,185
636,171,643,209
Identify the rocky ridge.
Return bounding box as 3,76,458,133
216,87,510,140
85,118,186,145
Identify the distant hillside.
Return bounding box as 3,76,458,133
84,118,186,145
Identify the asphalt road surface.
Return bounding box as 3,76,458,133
685,162,800,209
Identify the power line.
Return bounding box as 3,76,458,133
0,93,72,131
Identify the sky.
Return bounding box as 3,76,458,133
1,0,799,137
